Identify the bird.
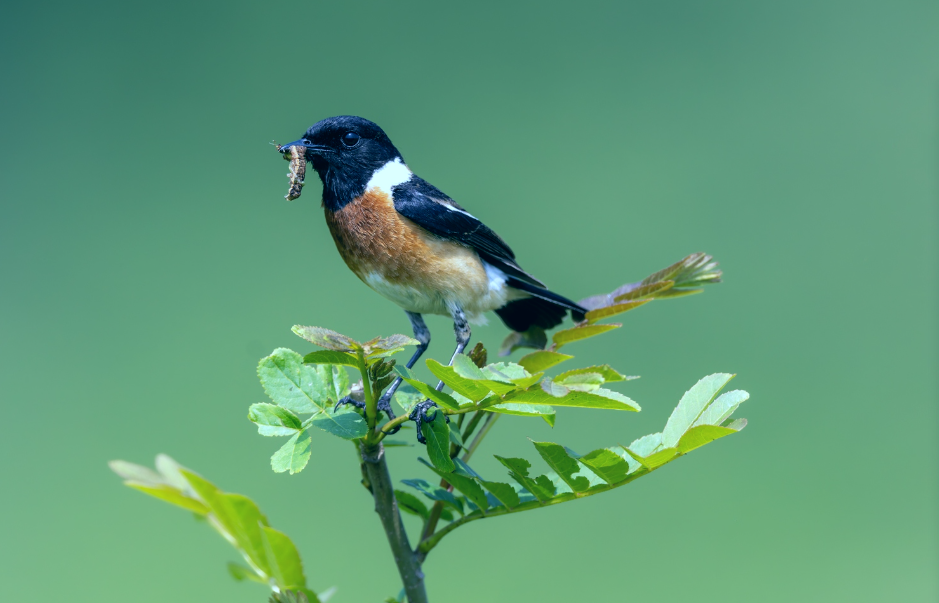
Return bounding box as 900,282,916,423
279,116,586,441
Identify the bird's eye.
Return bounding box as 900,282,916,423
341,132,361,147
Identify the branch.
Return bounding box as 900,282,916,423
361,442,428,603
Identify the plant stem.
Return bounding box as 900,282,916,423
461,413,500,463
361,441,428,603
358,351,377,431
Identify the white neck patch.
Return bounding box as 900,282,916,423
366,157,412,195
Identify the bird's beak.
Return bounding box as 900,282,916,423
278,140,330,158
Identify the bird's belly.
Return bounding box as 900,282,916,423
324,188,514,320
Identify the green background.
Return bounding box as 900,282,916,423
1,1,936,601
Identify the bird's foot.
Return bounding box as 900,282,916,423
408,400,450,444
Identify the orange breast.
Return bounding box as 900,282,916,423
324,189,490,314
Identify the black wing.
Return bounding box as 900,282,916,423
392,177,546,287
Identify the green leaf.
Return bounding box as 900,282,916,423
551,323,621,348
270,430,313,474
584,299,651,323
694,389,749,427
662,373,734,448
394,490,429,518
421,408,455,473
577,448,634,485
418,458,489,511
677,424,739,454
494,456,556,502
393,366,460,410
306,408,367,440
554,372,605,391
401,479,462,514
258,348,327,414
393,383,424,414
260,525,306,590
613,280,675,301
181,470,270,574
227,562,266,584
517,351,573,373
291,325,361,351
125,483,210,515
504,382,640,411
248,403,302,436
532,441,590,493
555,365,632,383
448,426,464,447
484,402,556,426
479,480,521,509
321,365,350,404
302,350,360,368
426,358,492,401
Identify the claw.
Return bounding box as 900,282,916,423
408,400,449,444
334,396,365,413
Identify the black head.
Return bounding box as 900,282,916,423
281,116,403,210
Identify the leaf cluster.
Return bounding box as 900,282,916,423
109,455,331,602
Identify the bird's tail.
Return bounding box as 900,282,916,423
495,278,587,332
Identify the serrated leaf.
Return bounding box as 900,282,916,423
484,402,556,426
260,526,307,590
426,358,492,401
694,390,749,427
421,408,454,473
552,323,621,348
394,490,429,518
662,373,734,448
494,456,555,502
517,351,573,373
505,383,640,411
577,448,634,485
554,372,605,391
258,349,327,414
302,350,360,368
306,408,367,440
625,446,678,470
676,424,738,454
628,432,663,457
248,403,302,436
418,458,488,511
401,479,462,514
291,325,361,351
271,430,313,474
479,480,521,508
532,441,590,492
393,367,460,410
584,299,651,323
556,365,631,383
126,483,210,515
322,365,350,404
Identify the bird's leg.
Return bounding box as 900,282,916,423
410,307,470,443
338,312,431,431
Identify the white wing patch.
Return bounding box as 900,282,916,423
366,157,412,195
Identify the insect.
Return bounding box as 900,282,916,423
272,140,305,201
